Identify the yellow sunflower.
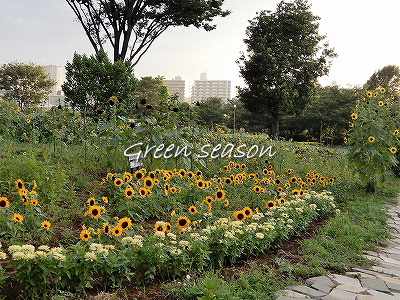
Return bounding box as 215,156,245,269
85,205,103,219
80,229,91,241
13,213,24,223
114,177,124,187
378,101,384,107
204,196,213,205
87,197,96,206
143,177,154,189
111,226,124,237
266,200,276,209
196,180,205,189
118,217,132,231
134,170,145,180
188,205,197,215
123,172,133,183
367,91,373,97
243,207,253,218
139,187,148,198
350,113,358,120
223,199,229,207
103,222,111,235
124,186,135,198
0,197,10,209
394,130,399,135
380,87,386,93
176,216,191,229
233,210,246,221
390,147,397,154
215,190,225,201
15,179,25,190
41,221,51,230
368,136,375,143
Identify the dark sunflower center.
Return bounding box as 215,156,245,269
217,192,222,198
268,202,274,207
127,190,133,196
84,234,88,238
166,224,171,230
157,226,163,231
89,200,95,206
0,200,6,207
121,221,129,229
146,180,152,187
136,173,143,179
244,210,250,215
17,182,23,188
92,209,99,216
238,213,245,220
178,219,187,226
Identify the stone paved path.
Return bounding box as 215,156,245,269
276,200,400,299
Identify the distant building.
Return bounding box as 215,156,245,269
163,76,186,102
42,65,65,108
191,73,231,104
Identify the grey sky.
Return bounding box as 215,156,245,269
1,0,399,96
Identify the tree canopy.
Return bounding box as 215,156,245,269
365,65,400,94
66,0,230,65
62,50,137,116
134,76,169,105
0,62,54,109
237,0,336,137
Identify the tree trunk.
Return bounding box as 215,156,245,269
271,114,279,139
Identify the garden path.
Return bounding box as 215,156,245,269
276,196,400,300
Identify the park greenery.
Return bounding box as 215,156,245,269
0,0,400,298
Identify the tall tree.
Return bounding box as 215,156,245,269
66,0,230,65
237,0,336,137
62,50,137,115
134,76,169,104
0,62,54,109
365,65,400,94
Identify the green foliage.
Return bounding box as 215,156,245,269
66,0,230,65
283,85,359,143
347,88,400,192
237,0,336,137
195,97,227,127
62,50,137,116
0,62,54,109
365,65,400,95
133,76,170,106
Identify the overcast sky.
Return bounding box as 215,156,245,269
0,0,399,97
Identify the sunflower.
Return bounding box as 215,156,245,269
139,187,148,198
15,179,25,190
31,199,38,206
278,197,286,205
252,186,262,193
170,187,177,193
223,199,229,207
188,205,197,215
215,190,225,201
176,216,191,229
124,186,135,198
0,197,10,208
41,221,51,230
118,217,132,231
368,136,375,143
103,222,111,235
367,91,373,98
287,168,294,174
114,177,124,187
134,170,145,180
148,171,156,179
143,177,154,189
224,177,232,184
80,229,91,241
266,200,276,209
13,213,24,223
349,122,354,128
390,147,397,154
178,169,187,178
187,171,195,178
204,196,213,205
196,170,203,177
233,210,246,221
196,180,205,189
164,184,169,196
86,205,103,219
380,87,386,93
123,172,133,183
277,187,283,193
153,223,166,232
350,113,358,120
165,222,172,232
102,196,109,204
87,197,96,206
377,101,384,107
111,226,123,237
291,189,300,195
243,207,253,218
394,130,399,135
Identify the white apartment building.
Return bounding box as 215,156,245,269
42,65,65,108
191,72,231,104
163,76,186,102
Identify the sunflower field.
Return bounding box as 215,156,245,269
0,90,396,298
